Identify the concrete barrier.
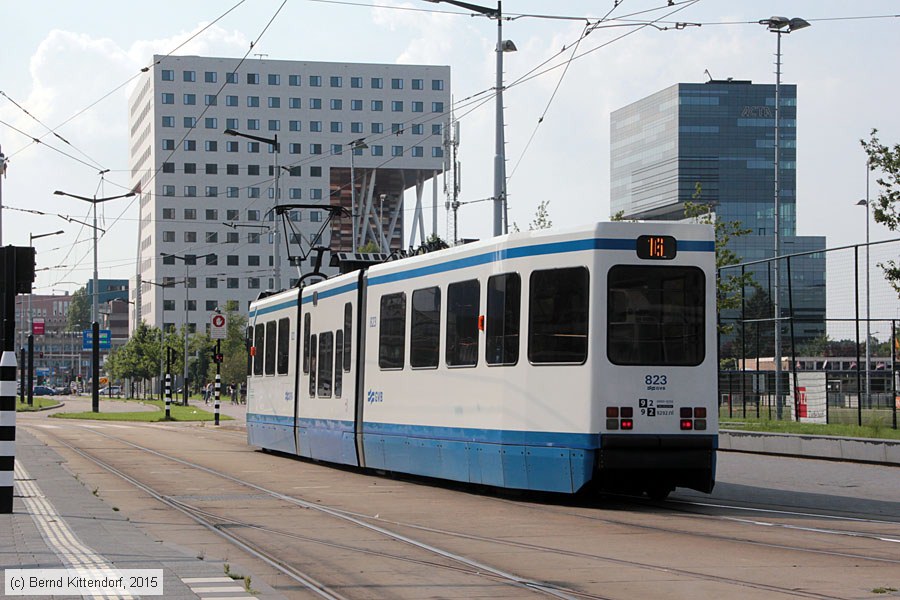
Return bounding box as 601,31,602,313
720,430,900,466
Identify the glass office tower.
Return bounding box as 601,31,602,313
610,80,825,345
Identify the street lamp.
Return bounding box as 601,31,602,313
54,188,135,412
856,196,871,406
161,253,214,405
425,0,515,236
225,128,281,290
758,15,810,418
25,229,64,406
349,138,368,252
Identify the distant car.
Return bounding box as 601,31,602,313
32,385,56,396
98,386,122,395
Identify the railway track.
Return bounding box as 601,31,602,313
26,421,900,600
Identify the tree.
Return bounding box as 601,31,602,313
684,183,755,334
219,301,249,388
66,287,91,331
529,200,552,230
861,129,900,295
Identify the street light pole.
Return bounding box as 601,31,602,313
857,195,872,405
26,230,64,406
425,0,515,237
759,16,810,419
225,129,281,290
54,188,134,412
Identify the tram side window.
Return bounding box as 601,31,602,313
343,303,352,372
379,293,406,369
528,267,589,364
264,321,277,375
303,313,311,373
486,273,520,365
276,317,290,375
607,266,705,366
253,323,265,375
318,331,333,397
446,280,479,367
410,286,440,368
335,330,343,397
308,334,317,396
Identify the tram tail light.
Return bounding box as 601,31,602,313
680,407,692,418
694,419,707,431
621,407,633,418
680,419,693,430
607,407,619,418
694,407,707,418
621,419,633,430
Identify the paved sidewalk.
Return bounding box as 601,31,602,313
1,426,279,600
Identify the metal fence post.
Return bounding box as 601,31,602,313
854,245,862,426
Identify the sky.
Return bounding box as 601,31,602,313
2,0,899,331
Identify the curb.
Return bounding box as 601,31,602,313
720,430,900,466
16,401,65,412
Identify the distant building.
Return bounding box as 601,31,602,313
610,80,826,345
127,55,451,335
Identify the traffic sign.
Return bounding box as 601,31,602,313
210,313,227,339
82,329,112,350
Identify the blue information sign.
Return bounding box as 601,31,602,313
82,329,112,351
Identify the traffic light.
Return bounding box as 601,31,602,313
212,352,224,364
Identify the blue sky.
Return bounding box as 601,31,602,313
2,0,899,329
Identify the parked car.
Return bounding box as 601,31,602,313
98,386,122,396
32,385,56,396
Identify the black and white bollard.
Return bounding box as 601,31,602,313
1,350,18,513
214,373,220,426
164,372,171,420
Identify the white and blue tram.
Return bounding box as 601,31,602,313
246,221,718,498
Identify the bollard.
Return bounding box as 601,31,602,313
214,373,220,426
1,350,18,513
165,372,171,420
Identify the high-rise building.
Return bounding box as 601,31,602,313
128,55,450,334
610,80,825,344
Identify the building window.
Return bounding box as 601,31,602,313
289,188,302,200
391,78,403,90
247,96,260,107
351,122,363,134
248,278,260,289
226,232,239,243
204,94,217,106
412,78,423,90
227,187,239,198
351,99,362,111
205,117,218,129
226,164,239,175
206,300,218,311
289,74,301,86
330,98,342,110
247,119,260,131
432,79,444,91
411,124,423,135
206,232,218,243
226,95,238,106
206,254,218,266
310,98,322,109
226,141,238,153
227,278,239,289
163,185,175,196
248,255,260,266
351,76,362,88
248,187,260,198
391,123,403,135
371,145,383,156
206,278,218,289
248,210,260,221
184,162,196,174
162,116,174,127
248,233,260,244
412,101,423,113
184,186,197,197
412,146,423,157
184,231,197,243
184,209,196,220
162,139,175,150
371,77,383,89
227,72,238,84
227,255,239,266
310,189,323,201
184,116,196,128
268,119,280,131
161,93,174,104
289,142,302,154
310,143,322,155
432,101,444,113
226,118,238,129
184,140,196,151
330,121,342,133
310,121,322,133
205,71,217,83
268,96,280,108
371,100,383,111
162,162,175,173
391,101,403,112
432,123,443,135
331,144,343,155
162,208,175,219
205,209,218,220
309,75,322,87
183,93,196,105
268,73,280,85
371,122,383,134
432,147,444,158
183,70,196,82
289,97,301,109
205,185,218,196
161,69,174,81
330,75,342,87
247,73,259,85
391,145,403,157
162,231,175,242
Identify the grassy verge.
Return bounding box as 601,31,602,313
50,399,233,422
721,415,900,440
16,397,60,411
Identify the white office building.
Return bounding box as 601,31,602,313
128,55,451,333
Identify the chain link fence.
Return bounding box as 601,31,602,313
718,238,900,429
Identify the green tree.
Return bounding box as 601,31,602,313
529,200,552,230
66,287,91,331
219,301,249,389
861,129,900,295
684,183,755,334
